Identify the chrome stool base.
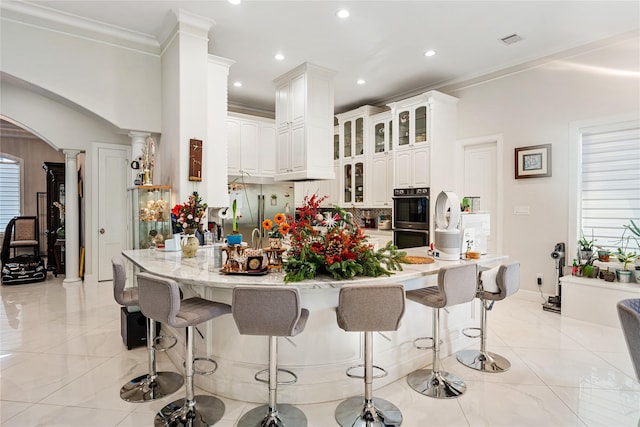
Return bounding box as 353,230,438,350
407,369,466,399
154,395,225,427
335,396,402,427
456,349,511,372
120,371,184,402
237,403,307,427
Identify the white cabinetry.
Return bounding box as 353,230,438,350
388,91,458,196
228,113,276,178
274,62,336,181
336,105,384,207
369,111,394,207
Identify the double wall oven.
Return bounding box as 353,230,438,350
393,187,430,249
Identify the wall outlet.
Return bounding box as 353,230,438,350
537,273,543,285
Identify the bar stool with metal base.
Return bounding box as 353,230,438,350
137,272,232,427
232,285,309,427
406,263,477,399
456,262,520,372
111,256,183,402
334,283,406,427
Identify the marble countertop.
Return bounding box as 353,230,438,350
122,247,506,290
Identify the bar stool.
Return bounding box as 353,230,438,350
334,283,406,427
406,263,477,399
232,285,309,427
456,262,520,372
137,272,232,427
111,256,183,402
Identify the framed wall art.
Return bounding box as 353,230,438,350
515,144,551,179
189,138,202,182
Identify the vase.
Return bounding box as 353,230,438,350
227,233,243,246
181,229,199,258
617,270,633,283
269,237,282,249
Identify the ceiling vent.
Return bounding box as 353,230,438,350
500,33,523,45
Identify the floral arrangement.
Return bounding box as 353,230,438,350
172,192,208,233
262,212,291,238
283,195,405,282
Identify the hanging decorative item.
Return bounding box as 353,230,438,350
189,138,203,182
140,136,156,185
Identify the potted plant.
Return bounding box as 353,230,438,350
578,253,599,278
615,247,637,283
262,212,291,248
227,198,243,245
171,192,207,257
578,233,594,262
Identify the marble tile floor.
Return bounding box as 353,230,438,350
1,275,639,427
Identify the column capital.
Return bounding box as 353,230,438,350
128,131,151,142
63,149,82,159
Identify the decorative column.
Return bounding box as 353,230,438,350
128,131,150,186
63,149,82,285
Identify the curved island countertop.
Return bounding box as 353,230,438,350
122,247,507,404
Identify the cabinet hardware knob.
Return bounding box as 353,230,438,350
99,228,105,234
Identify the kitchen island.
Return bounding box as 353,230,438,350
122,247,506,404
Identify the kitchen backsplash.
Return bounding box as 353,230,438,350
343,207,392,228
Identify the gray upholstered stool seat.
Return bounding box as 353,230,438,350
112,256,183,402
137,272,232,427
232,285,309,427
618,298,640,381
406,263,477,399
456,262,520,372
334,283,406,427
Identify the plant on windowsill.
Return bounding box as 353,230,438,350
578,232,594,262
577,253,599,278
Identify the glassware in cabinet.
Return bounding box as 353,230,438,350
415,106,427,143
398,110,410,146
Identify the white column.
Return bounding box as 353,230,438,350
128,131,150,185
63,149,82,285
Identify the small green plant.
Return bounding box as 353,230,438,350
616,247,637,271
231,198,239,233
578,232,594,251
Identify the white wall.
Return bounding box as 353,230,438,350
449,36,640,293
1,18,161,133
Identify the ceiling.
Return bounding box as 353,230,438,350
4,1,640,115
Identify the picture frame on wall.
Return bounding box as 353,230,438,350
189,138,203,182
515,144,551,179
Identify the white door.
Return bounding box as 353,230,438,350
463,141,499,254
98,146,129,281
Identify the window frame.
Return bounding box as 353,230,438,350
569,113,640,261
0,153,24,233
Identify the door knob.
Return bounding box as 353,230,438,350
99,228,105,234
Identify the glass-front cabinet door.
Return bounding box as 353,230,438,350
343,121,352,158
388,119,393,152
334,131,340,161
129,185,172,250
398,110,410,147
355,118,364,156
354,162,364,203
344,164,352,203
374,121,385,154
415,106,427,144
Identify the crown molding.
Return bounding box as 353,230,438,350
1,1,161,55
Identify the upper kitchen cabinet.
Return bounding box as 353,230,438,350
274,62,336,181
228,113,276,178
388,91,458,190
336,106,384,159
369,110,394,207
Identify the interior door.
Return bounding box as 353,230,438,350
463,142,498,254
98,146,128,281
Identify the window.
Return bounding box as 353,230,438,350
0,154,21,231
579,124,640,253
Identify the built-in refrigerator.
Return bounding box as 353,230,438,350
228,183,295,245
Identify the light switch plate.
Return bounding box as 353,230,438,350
514,206,530,215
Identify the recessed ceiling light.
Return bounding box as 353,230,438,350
228,0,241,5
233,81,242,87
424,50,436,57
336,9,350,19
274,53,285,61
356,79,366,85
